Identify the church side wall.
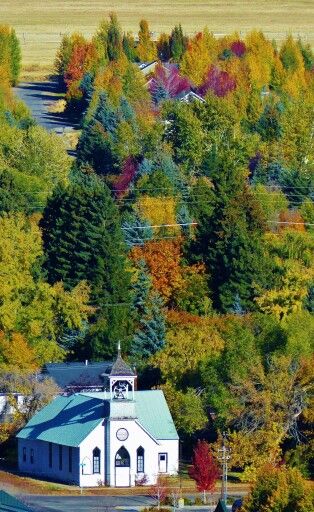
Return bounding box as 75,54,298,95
18,438,80,484
79,422,105,487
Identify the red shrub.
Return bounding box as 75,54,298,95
114,156,138,198
198,65,236,97
230,40,246,57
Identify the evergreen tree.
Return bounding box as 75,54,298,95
169,25,187,62
76,92,119,175
79,72,94,114
122,33,137,62
9,28,21,86
189,154,268,312
107,13,123,61
40,175,132,358
131,261,166,358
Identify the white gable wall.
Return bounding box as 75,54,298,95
109,419,178,487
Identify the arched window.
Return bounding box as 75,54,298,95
93,447,101,474
137,446,144,473
115,446,130,467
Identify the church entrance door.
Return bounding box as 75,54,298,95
115,447,130,487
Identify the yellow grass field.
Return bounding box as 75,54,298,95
1,1,313,69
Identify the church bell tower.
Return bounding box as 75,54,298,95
109,342,136,400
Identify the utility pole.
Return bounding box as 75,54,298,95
218,432,230,505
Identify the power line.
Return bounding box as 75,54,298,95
122,222,197,230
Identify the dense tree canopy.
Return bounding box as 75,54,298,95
1,19,313,490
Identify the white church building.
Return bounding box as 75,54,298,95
16,349,179,487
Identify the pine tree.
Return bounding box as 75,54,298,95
169,25,187,62
76,92,119,175
9,27,21,86
131,261,166,358
40,175,132,358
122,33,137,62
107,13,122,61
190,153,268,312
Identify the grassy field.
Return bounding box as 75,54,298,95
1,0,314,71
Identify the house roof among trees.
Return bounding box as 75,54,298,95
42,361,112,390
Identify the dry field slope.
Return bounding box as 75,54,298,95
1,0,313,68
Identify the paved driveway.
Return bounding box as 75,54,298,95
13,81,78,135
20,494,240,512
21,495,155,512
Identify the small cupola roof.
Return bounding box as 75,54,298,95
110,342,136,377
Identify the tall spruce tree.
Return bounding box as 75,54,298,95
107,13,123,61
131,260,166,358
40,175,132,358
169,25,187,62
189,152,268,312
76,92,119,175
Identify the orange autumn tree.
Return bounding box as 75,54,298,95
130,238,184,303
0,331,38,372
65,38,97,101
278,210,305,232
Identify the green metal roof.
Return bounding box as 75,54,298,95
81,390,179,441
0,490,34,511
17,390,178,447
135,390,179,440
17,394,104,447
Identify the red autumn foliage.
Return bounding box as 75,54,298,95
188,440,220,495
114,156,138,198
149,63,190,101
198,65,236,97
230,40,247,57
64,42,95,89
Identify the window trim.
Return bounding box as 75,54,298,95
137,446,144,473
115,446,130,467
22,447,26,463
30,448,34,464
93,447,101,474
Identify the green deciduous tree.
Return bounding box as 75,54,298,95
0,214,91,364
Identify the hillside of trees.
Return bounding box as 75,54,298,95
0,17,313,481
